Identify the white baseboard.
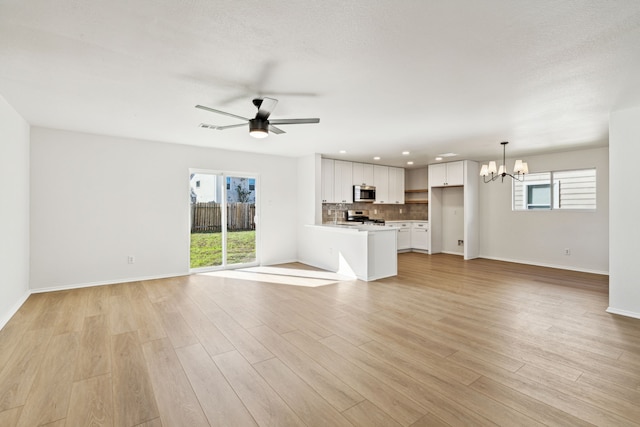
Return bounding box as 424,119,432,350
606,307,640,320
29,273,188,294
478,255,609,276
0,290,31,330
262,258,299,266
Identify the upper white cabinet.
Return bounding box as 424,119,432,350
388,167,405,204
352,162,374,186
321,158,334,203
373,165,390,204
322,158,406,205
333,160,353,203
429,161,464,187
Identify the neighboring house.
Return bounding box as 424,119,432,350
189,173,219,203
226,177,256,204
189,174,255,204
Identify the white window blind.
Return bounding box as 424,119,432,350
513,168,596,211
553,169,596,210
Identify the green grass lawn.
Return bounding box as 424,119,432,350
190,231,256,268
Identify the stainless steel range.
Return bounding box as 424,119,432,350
345,209,385,225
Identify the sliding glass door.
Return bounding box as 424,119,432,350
189,170,258,271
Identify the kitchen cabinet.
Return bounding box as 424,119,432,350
411,221,429,251
429,161,464,187
322,159,406,205
386,222,411,251
333,160,353,203
373,165,389,204
321,158,334,203
352,162,374,186
386,221,428,252
388,167,405,204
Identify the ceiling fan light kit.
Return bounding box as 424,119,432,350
196,97,319,139
249,119,269,138
480,141,528,183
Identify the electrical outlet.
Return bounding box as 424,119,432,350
564,248,571,255
127,255,135,264
374,209,377,214
328,209,332,215
399,208,403,214
458,240,464,246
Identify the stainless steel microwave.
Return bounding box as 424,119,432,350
353,185,376,203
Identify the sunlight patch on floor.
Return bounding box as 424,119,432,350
200,266,354,287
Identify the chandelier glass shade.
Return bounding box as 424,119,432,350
480,141,528,183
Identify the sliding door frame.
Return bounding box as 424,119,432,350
189,168,260,273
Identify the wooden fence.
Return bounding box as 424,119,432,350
190,202,255,232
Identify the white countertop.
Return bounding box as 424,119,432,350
385,220,428,223
315,223,397,232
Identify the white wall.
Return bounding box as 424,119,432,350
297,154,322,264
609,106,640,318
0,95,30,328
30,127,298,291
441,187,464,254
405,167,428,189
479,147,609,274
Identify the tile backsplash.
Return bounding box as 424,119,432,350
322,202,427,223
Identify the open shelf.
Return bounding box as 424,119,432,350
405,188,428,204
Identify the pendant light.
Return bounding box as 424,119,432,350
479,141,528,183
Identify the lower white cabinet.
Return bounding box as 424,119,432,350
398,227,411,250
387,221,429,252
410,222,429,251
386,222,411,251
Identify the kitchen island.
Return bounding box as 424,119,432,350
301,224,398,281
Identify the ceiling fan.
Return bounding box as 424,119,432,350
196,97,320,138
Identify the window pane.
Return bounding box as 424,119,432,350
553,169,596,210
528,184,550,208
513,172,551,210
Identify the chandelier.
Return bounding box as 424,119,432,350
480,141,528,183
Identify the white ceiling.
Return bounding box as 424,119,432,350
2,0,640,168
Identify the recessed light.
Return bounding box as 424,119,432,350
437,152,457,158
402,151,410,155
373,156,381,160
435,157,443,161
339,150,346,154
407,161,414,165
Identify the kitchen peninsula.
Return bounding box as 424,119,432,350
303,223,398,281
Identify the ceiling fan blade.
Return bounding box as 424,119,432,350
213,123,248,131
199,123,218,129
269,125,286,134
255,97,278,120
269,118,320,125
199,122,247,131
195,105,249,122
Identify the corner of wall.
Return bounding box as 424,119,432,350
0,93,31,329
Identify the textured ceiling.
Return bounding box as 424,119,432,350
2,0,640,167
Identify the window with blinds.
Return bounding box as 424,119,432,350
513,168,596,211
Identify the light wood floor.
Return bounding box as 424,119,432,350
1,253,639,426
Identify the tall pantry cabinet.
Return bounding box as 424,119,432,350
428,160,479,260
